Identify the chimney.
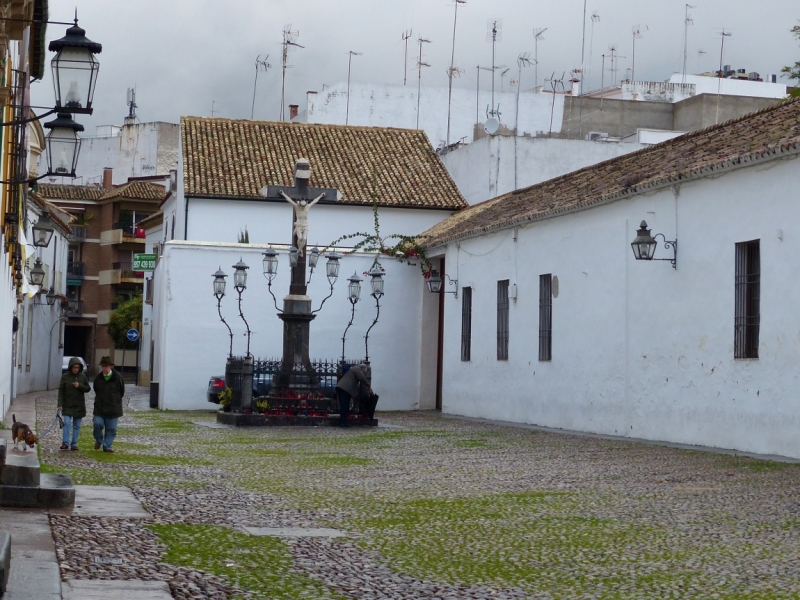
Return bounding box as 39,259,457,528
102,168,113,190
289,104,299,120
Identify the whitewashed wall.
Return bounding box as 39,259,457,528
442,136,646,205
306,83,565,148
153,242,430,411
668,74,788,99
437,155,800,458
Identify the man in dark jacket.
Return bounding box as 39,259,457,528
92,356,125,452
335,363,371,427
57,357,90,451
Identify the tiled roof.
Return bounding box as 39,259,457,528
36,184,104,201
181,117,467,210
100,181,167,203
421,97,800,248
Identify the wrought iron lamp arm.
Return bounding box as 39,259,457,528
0,172,51,186
364,294,382,362
264,275,283,313
311,280,335,314
341,298,358,363
216,296,234,357
0,108,56,128
653,233,678,269
236,290,252,357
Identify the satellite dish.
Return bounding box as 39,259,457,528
484,117,500,135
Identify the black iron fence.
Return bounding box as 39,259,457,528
69,225,86,241
112,262,144,278
67,262,85,278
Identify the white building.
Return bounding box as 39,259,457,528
419,97,800,459
147,117,466,410
668,74,788,99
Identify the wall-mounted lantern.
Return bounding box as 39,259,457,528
630,220,677,269
32,211,56,248
49,16,102,115
43,113,84,178
29,258,46,287
426,269,458,297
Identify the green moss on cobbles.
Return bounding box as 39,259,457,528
148,524,344,599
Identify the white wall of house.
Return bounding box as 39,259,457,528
152,241,430,411
668,74,788,99
435,154,800,458
442,136,646,205
140,222,163,386
305,83,565,148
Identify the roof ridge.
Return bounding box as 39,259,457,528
179,115,428,135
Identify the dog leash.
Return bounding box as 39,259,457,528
38,411,65,440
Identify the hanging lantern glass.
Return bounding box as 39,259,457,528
426,270,443,294
46,287,57,306
631,220,657,261
288,246,299,268
369,266,385,297
49,18,102,114
29,258,46,287
347,272,362,301
325,252,342,281
262,247,278,280
43,113,83,178
32,211,56,248
308,246,320,269
232,259,249,291
212,267,227,297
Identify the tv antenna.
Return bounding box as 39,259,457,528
589,12,600,90
608,44,626,86
500,67,510,93
402,29,413,85
631,25,646,82
682,4,695,84
715,29,732,124
514,53,534,186
279,24,304,122
346,51,362,126
446,0,467,147
251,54,272,120
126,87,137,121
416,37,432,129
487,19,502,116
545,72,565,137
533,27,547,90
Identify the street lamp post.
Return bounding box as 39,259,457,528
341,272,362,363
232,259,251,357
364,265,385,362
212,267,233,357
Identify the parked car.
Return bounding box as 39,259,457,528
207,376,226,403
62,356,88,373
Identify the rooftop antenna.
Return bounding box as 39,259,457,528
682,4,695,84
126,87,137,122
476,65,492,125
608,44,626,86
545,71,565,137
514,53,533,189
251,54,272,120
402,29,413,85
578,0,587,139
500,67,510,93
589,12,600,91
416,37,432,129
631,25,646,82
279,24,304,122
487,19,502,117
715,29,732,124
346,50,362,126
600,53,606,109
446,0,466,147
533,27,547,90
211,100,217,117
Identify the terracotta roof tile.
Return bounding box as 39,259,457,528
421,97,800,248
35,184,104,201
100,181,167,202
181,117,467,210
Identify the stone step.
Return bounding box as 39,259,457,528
0,474,75,510
1,450,39,487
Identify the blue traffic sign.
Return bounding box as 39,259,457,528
126,329,140,342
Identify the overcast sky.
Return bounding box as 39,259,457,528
33,0,799,130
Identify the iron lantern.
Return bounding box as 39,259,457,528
347,272,362,302
308,246,320,270
630,221,657,261
288,246,299,268
43,113,83,178
29,258,46,287
325,252,342,282
46,287,57,306
212,267,227,298
426,270,443,294
262,247,278,280
369,266,385,297
32,211,56,248
49,17,102,114
232,259,249,292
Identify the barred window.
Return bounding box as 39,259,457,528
734,240,760,359
497,280,509,360
539,274,552,361
461,287,472,361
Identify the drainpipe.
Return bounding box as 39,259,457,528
183,198,189,240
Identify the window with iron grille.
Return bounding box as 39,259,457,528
539,274,552,361
734,240,760,359
497,280,509,360
461,287,472,361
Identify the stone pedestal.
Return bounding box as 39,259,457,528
274,295,319,394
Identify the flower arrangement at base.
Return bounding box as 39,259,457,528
255,399,269,413
218,388,232,411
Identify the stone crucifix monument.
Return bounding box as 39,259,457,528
259,159,340,395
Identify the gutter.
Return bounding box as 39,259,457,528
184,197,189,240
425,141,800,250
183,194,465,212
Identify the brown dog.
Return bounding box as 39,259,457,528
11,414,36,451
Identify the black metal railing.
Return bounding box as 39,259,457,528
112,262,144,278
67,262,85,279
69,225,86,241
66,300,83,317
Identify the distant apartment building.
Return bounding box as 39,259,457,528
38,170,167,372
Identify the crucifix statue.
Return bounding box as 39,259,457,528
280,189,323,257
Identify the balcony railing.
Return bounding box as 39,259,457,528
66,300,83,317
69,225,87,241
67,262,85,279
113,222,146,239
112,262,145,278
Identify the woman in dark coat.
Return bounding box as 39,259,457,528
57,357,90,450
92,356,125,452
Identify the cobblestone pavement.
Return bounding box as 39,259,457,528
37,391,800,599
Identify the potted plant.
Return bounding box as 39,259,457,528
219,388,232,412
